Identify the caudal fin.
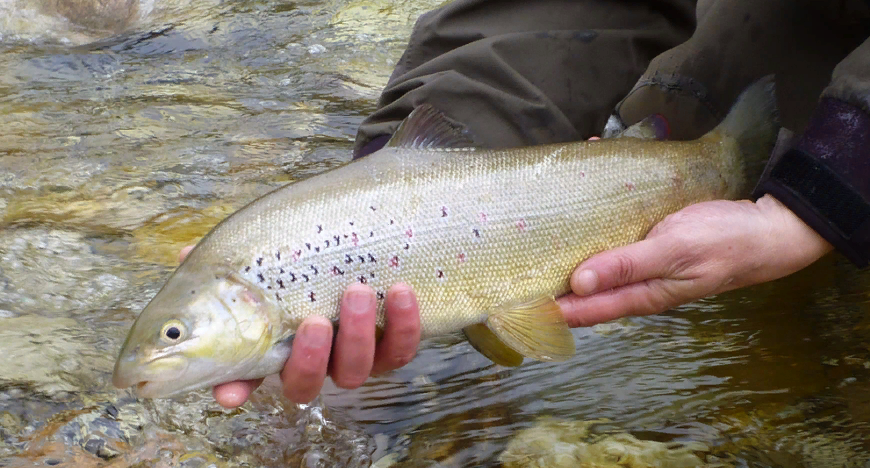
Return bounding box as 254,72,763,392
708,75,780,185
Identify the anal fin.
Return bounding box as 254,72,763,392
463,323,524,367
486,297,575,362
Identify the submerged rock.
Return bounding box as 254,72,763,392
498,417,721,468
1,314,115,395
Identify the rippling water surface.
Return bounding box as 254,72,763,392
1,1,869,467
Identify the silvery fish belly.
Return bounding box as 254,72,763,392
112,77,778,398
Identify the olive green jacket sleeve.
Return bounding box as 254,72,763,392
352,0,697,158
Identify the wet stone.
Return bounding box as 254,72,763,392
498,417,713,468
0,229,128,317
0,315,114,395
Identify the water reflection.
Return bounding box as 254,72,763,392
0,0,869,466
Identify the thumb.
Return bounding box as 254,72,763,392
558,236,688,327
570,236,676,297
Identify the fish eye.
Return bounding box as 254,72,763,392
160,320,186,344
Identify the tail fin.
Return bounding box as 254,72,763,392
708,75,780,185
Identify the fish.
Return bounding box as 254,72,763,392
113,76,779,399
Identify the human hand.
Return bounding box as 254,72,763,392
175,245,422,408
556,194,834,326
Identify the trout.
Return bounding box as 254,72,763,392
113,77,779,398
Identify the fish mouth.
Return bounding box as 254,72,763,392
133,380,163,398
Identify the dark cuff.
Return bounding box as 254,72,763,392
752,98,870,268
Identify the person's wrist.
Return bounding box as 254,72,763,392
755,194,833,273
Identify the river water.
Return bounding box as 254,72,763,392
0,1,869,467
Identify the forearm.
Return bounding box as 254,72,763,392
611,0,870,139
753,37,870,268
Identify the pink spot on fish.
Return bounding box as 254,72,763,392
389,256,400,268
516,219,527,232
457,252,466,263
579,171,585,178
441,206,448,217
480,212,488,222
625,182,635,191
291,250,302,262
405,228,413,238
351,232,359,246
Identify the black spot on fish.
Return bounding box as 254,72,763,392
404,243,410,250
315,246,321,253
257,273,265,282
279,268,285,274
358,276,367,284
277,279,285,289
369,231,374,237
350,221,354,226
370,206,377,211
334,235,340,245
276,292,282,302
473,229,480,237
302,274,309,282
368,253,376,263
317,225,323,233
345,254,353,264
190,290,196,295
244,266,251,272
377,291,385,300
256,257,263,266
442,206,448,217
344,234,349,239
437,270,444,278
306,243,311,250
370,272,375,278
358,255,365,263
390,219,394,225
325,240,330,248
276,251,281,260
267,285,272,290
310,265,318,275
309,292,316,302
333,266,344,275
290,272,297,282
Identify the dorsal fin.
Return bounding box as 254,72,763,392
613,113,670,140
385,104,478,149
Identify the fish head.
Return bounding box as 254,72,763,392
113,265,282,398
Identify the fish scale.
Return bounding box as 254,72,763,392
113,77,779,398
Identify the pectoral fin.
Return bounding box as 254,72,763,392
463,323,524,367
486,297,575,362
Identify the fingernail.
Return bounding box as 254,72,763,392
300,322,331,348
345,287,372,314
575,269,598,295
393,288,414,310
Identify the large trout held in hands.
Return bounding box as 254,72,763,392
114,78,778,398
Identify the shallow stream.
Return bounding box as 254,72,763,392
0,1,869,466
